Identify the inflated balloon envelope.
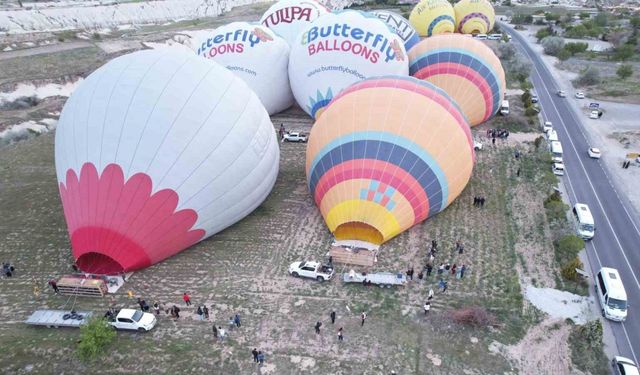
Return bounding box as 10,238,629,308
409,0,456,37
260,0,329,47
55,49,279,274
306,76,474,246
454,0,495,35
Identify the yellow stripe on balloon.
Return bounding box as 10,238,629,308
325,200,402,242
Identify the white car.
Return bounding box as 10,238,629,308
552,162,565,176
588,147,601,159
474,140,483,150
575,92,585,99
612,356,639,375
557,90,566,97
589,110,599,119
542,121,553,133
288,261,334,282
283,132,308,143
108,309,156,332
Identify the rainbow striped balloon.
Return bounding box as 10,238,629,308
454,0,495,34
306,76,474,245
408,34,506,127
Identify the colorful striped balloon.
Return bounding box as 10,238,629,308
408,34,506,127
306,76,474,245
409,0,456,37
454,0,495,34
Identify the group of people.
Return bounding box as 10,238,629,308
472,196,486,207
212,314,241,343
251,348,266,366
487,128,510,140
2,261,15,277
310,309,369,343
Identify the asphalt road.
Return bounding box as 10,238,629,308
502,22,640,365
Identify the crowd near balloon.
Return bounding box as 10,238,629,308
55,0,503,273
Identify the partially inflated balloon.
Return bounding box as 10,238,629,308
306,76,474,245
371,10,420,52
289,10,409,118
408,34,505,126
260,0,329,47
194,22,293,114
409,0,455,37
55,49,279,274
454,0,495,34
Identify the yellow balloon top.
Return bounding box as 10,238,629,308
409,0,456,37
454,0,495,34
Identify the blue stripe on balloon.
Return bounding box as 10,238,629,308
308,134,447,214
426,15,455,37
409,49,501,115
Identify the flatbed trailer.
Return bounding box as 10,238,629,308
342,271,407,288
25,309,93,328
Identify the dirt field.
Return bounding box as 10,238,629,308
0,100,580,374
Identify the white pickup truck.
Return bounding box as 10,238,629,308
288,261,334,282
107,308,157,332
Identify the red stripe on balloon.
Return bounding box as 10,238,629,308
314,159,429,223
412,62,493,122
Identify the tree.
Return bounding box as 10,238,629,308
498,42,517,58
576,66,601,85
564,42,588,55
594,12,608,27
607,31,629,48
630,16,640,30
508,52,532,82
541,36,565,55
564,24,588,38
614,44,634,60
536,27,552,42
557,48,571,60
617,64,633,79
77,317,116,362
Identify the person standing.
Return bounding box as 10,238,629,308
183,292,191,306
153,302,161,315
423,301,430,315
218,327,226,343
203,305,209,320
460,264,467,279
234,313,241,327
426,264,433,277
212,324,218,339
48,279,59,294
252,348,259,363
173,305,180,319
257,351,265,366
330,310,336,324
361,311,367,327
427,288,434,301
196,306,204,320
451,264,457,276
315,321,322,334
337,327,343,341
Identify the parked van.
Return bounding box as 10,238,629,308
500,100,509,115
573,203,594,240
546,129,558,142
473,33,488,40
488,33,503,40
595,267,628,322
550,141,563,163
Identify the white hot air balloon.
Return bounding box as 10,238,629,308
194,22,293,115
260,0,329,47
55,49,279,274
289,10,409,118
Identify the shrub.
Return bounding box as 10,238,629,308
541,36,565,56
77,317,116,361
570,320,610,374
614,44,634,61
557,48,571,61
534,136,545,150
536,27,553,42
555,235,585,264
616,64,633,79
576,66,601,86
451,306,497,327
561,257,584,281
565,42,588,55
524,106,539,116
544,199,569,223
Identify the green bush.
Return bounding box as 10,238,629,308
617,64,633,79
561,257,584,281
576,66,601,86
77,317,116,362
534,136,545,150
557,48,571,61
569,320,608,374
521,90,532,106
614,44,635,61
555,235,585,264
565,42,588,55
536,27,552,42
524,106,539,116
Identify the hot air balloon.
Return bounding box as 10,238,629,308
55,49,279,274
260,0,329,47
193,22,293,115
408,34,505,126
454,0,495,34
306,76,474,245
371,10,420,52
409,0,456,37
289,10,409,118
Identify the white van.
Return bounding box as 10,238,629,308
573,203,594,240
500,100,509,115
550,141,563,163
595,267,628,322
546,129,558,142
